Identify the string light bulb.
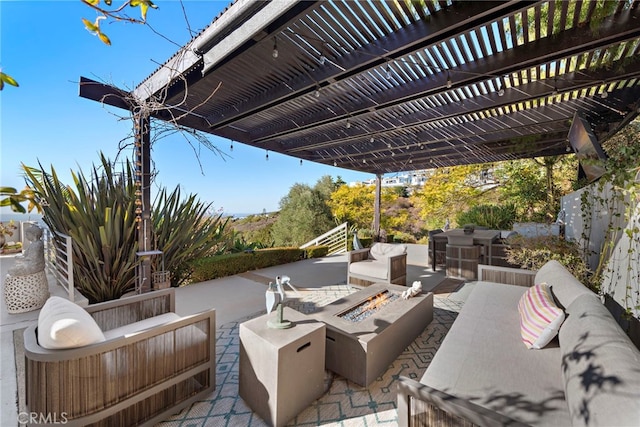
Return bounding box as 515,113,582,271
265,150,269,161
319,54,326,65
230,141,234,152
299,159,303,166
601,90,608,99
333,160,337,167
272,37,278,59
446,72,452,89
346,119,351,129
314,87,320,98
386,63,392,80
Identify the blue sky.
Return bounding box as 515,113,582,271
0,0,373,216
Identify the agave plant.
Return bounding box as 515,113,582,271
24,154,138,303
152,187,229,286
23,153,230,300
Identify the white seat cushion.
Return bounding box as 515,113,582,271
349,259,388,280
103,312,181,340
38,296,106,349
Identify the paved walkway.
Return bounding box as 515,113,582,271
1,244,452,426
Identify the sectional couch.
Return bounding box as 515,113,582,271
398,261,640,426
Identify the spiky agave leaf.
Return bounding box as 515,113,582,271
152,187,228,286
23,154,138,303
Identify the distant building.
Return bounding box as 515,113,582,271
349,170,431,188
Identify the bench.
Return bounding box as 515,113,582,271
398,261,640,426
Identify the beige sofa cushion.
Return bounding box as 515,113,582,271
421,282,571,426
559,294,640,427
349,259,389,280
534,260,592,308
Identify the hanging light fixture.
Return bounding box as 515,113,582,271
299,159,303,166
446,71,452,89
272,37,278,59
346,119,351,129
314,87,320,98
333,160,337,167
230,141,234,152
265,150,269,161
386,63,392,80
497,78,505,96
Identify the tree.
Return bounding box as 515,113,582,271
412,165,487,229
493,157,576,222
0,184,40,213
1,1,158,91
270,179,335,247
328,184,374,230
82,0,158,46
328,183,409,234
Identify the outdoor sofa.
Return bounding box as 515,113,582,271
23,289,215,427
398,261,640,426
347,242,407,287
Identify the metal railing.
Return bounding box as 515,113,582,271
44,229,75,302
300,222,348,255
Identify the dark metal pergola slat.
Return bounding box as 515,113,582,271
80,0,640,176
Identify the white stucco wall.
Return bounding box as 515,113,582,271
562,180,640,318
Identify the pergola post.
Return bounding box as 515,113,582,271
134,112,153,293
373,174,381,242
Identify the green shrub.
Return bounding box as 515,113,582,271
505,235,593,290
304,245,329,258
360,237,373,248
189,247,304,283
456,204,517,230
391,231,416,243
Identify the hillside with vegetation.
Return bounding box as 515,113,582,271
229,155,579,246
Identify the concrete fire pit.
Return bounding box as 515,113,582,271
308,283,433,387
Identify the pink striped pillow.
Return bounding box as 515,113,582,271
518,283,565,349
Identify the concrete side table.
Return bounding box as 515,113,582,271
239,307,326,427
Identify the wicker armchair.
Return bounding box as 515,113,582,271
347,242,407,287
23,289,215,427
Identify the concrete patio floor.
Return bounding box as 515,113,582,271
1,243,451,426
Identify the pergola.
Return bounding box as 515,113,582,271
80,0,640,255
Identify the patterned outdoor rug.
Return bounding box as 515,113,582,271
158,286,463,427
431,277,466,296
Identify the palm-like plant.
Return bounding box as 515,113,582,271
152,188,228,286
24,155,138,303
23,153,229,301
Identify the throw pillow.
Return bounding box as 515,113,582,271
518,283,565,349
38,296,106,349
